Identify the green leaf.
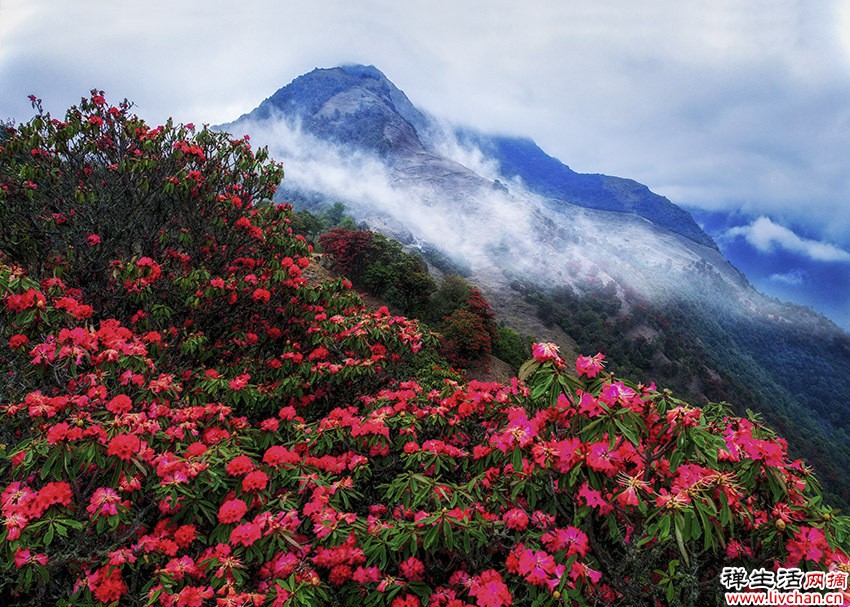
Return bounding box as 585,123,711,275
530,373,554,400
43,523,55,546
613,417,640,447
518,359,541,382
674,515,690,567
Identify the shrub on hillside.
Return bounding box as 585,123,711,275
492,325,530,372
319,229,435,317
436,286,498,371
438,308,492,370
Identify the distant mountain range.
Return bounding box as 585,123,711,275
223,64,850,502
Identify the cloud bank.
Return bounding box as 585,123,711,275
723,216,850,262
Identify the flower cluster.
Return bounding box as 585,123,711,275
0,92,848,606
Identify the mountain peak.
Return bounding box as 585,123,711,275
246,65,429,155
337,63,389,81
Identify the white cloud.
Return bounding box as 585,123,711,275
768,269,807,285
724,216,850,262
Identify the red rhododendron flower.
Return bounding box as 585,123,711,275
391,594,420,607
229,374,250,391
352,566,381,583
242,470,269,492
173,524,197,548
185,442,207,457
37,481,73,510
263,445,300,467
252,288,271,303
14,547,48,568
107,433,141,461
230,521,262,546
5,288,46,312
87,566,127,603
226,455,255,476
8,334,28,349
217,498,248,524
260,417,279,431
502,508,529,531
87,487,125,518
399,556,425,581
106,393,133,415
135,257,161,282
86,233,101,246
173,585,213,607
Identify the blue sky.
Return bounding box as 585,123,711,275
2,0,849,328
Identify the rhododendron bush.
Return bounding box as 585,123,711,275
1,94,849,606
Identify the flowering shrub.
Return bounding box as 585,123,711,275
319,228,375,277
318,229,435,317
437,287,497,371
1,94,849,606
438,308,492,370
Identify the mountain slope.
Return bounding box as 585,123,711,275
223,64,850,502
455,131,717,248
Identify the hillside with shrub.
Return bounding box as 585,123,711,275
1,93,849,606
512,278,850,505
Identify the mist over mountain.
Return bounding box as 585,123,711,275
228,65,734,299
223,64,850,500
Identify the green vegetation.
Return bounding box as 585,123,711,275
513,279,850,504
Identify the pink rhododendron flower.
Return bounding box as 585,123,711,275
469,569,513,607
575,353,606,377
531,342,560,362
787,526,829,565
87,487,125,518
